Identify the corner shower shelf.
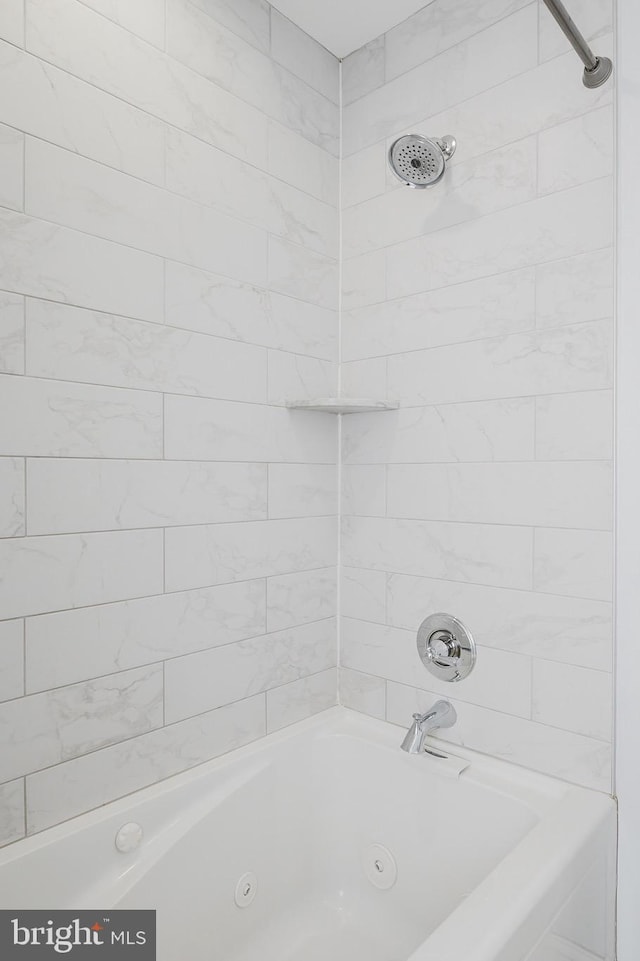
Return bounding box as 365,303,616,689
285,397,399,414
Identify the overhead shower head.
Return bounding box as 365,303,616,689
388,134,457,188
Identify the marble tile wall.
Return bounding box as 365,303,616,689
0,0,339,840
338,0,615,793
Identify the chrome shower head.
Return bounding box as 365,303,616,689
388,134,456,188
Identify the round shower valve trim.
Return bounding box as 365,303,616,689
417,613,476,682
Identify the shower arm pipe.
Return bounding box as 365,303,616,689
540,0,613,88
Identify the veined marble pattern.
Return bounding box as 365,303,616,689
26,299,268,404
166,0,339,154
0,0,23,47
266,668,337,733
0,374,163,458
0,619,23,703
26,580,267,692
165,261,337,360
0,0,343,841
26,459,268,534
164,617,337,722
0,780,24,848
165,516,337,593
77,0,166,48
266,567,337,631
0,457,24,537
0,40,165,186
0,529,164,620
0,664,164,782
26,696,267,834
0,0,616,839
0,290,24,374
0,123,23,211
340,0,614,795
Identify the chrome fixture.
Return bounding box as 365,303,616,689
541,0,612,88
400,700,457,756
388,134,456,188
417,613,476,682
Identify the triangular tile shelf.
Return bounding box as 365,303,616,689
285,397,399,414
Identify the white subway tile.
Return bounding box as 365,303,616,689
25,139,267,286
532,660,611,741
78,0,165,47
0,619,23,702
26,696,266,833
387,462,613,530
164,396,337,463
27,459,267,535
0,375,162,458
342,268,536,362
165,261,337,361
266,567,337,632
534,529,613,602
26,300,267,403
538,0,612,63
341,617,531,718
536,249,614,328
267,351,336,406
0,529,163,620
340,358,386,399
165,517,337,592
402,40,612,179
165,618,336,721
339,667,386,720
0,291,24,374
340,567,386,624
268,122,338,207
0,779,24,847
386,572,612,670
342,37,385,106
342,465,386,517
268,236,338,310
536,390,613,460
386,683,611,792
342,250,386,311
387,321,612,406
342,399,535,464
343,138,538,259
343,6,538,155
385,0,531,81
0,210,163,322
0,458,24,538
166,0,338,153
342,515,533,590
341,144,386,209
165,127,337,258
538,107,613,195
270,12,338,104
189,0,270,53
386,179,614,299
0,42,165,186
26,580,266,692
268,464,338,519
267,668,336,733
0,664,163,782
26,0,270,167
0,0,23,47
0,123,23,211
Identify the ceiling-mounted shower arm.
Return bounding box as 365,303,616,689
541,0,612,88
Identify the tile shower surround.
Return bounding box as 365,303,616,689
0,0,614,843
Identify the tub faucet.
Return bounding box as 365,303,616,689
400,700,457,757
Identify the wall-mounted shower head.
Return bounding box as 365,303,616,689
388,134,456,189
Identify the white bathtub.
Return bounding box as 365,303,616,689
0,708,615,961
